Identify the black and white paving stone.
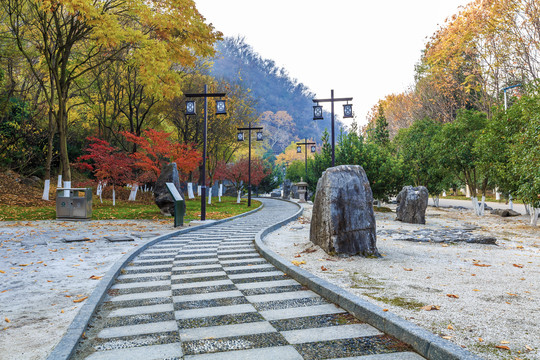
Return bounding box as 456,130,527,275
72,199,424,360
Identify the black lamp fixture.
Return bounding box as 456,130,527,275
236,122,264,207
311,145,316,153
312,90,353,166
313,104,323,120
216,100,226,115
185,100,196,115
184,86,227,221
343,103,353,118
297,146,302,153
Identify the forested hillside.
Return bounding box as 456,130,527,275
210,37,342,153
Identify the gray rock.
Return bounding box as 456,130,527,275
309,165,379,257
153,163,182,216
290,184,299,199
396,186,429,224
491,209,521,217
283,179,292,199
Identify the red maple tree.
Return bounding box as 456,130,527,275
217,157,270,193
74,137,134,201
122,129,202,183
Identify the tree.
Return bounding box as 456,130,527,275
217,157,270,203
122,129,201,184
394,118,451,205
1,0,220,184
432,109,488,214
259,111,296,153
75,137,133,205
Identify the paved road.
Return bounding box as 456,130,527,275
71,199,423,360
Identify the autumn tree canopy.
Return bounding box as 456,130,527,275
0,0,221,182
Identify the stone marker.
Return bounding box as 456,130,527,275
154,163,182,216
310,165,379,257
395,185,429,224
105,235,135,242
283,179,292,199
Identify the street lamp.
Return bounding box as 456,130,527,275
237,123,264,207
185,85,226,221
296,139,317,181
313,90,353,166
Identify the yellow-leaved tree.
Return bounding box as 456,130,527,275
1,0,221,184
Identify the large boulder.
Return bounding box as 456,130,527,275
153,163,182,216
309,165,379,257
395,186,429,224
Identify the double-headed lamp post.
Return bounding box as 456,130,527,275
313,89,353,167
185,85,227,221
237,123,263,207
296,139,316,180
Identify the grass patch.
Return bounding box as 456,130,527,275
0,196,261,221
468,342,532,360
363,293,426,310
373,206,393,213
350,272,385,289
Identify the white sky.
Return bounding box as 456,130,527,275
194,0,470,127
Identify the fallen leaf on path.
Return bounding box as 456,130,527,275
525,345,533,351
513,264,524,268
321,266,328,271
495,345,510,350
473,263,491,267
421,305,440,311
291,260,306,266
0,270,5,274
1,290,9,293
501,340,510,344
447,324,454,330
89,275,102,280
301,248,317,254
446,294,459,298
442,336,452,340
4,318,10,323
383,309,388,312
73,296,88,303
403,268,413,271
294,254,301,258
507,293,517,296
478,338,484,342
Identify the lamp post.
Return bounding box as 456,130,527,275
502,84,522,111
237,123,263,207
185,85,226,221
296,139,316,181
313,89,353,166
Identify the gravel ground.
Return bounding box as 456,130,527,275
0,219,177,360
264,202,540,360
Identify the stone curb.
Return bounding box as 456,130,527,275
47,203,264,360
254,204,483,360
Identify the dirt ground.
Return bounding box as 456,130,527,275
0,219,177,360
265,203,540,360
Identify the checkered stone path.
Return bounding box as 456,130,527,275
72,198,424,360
